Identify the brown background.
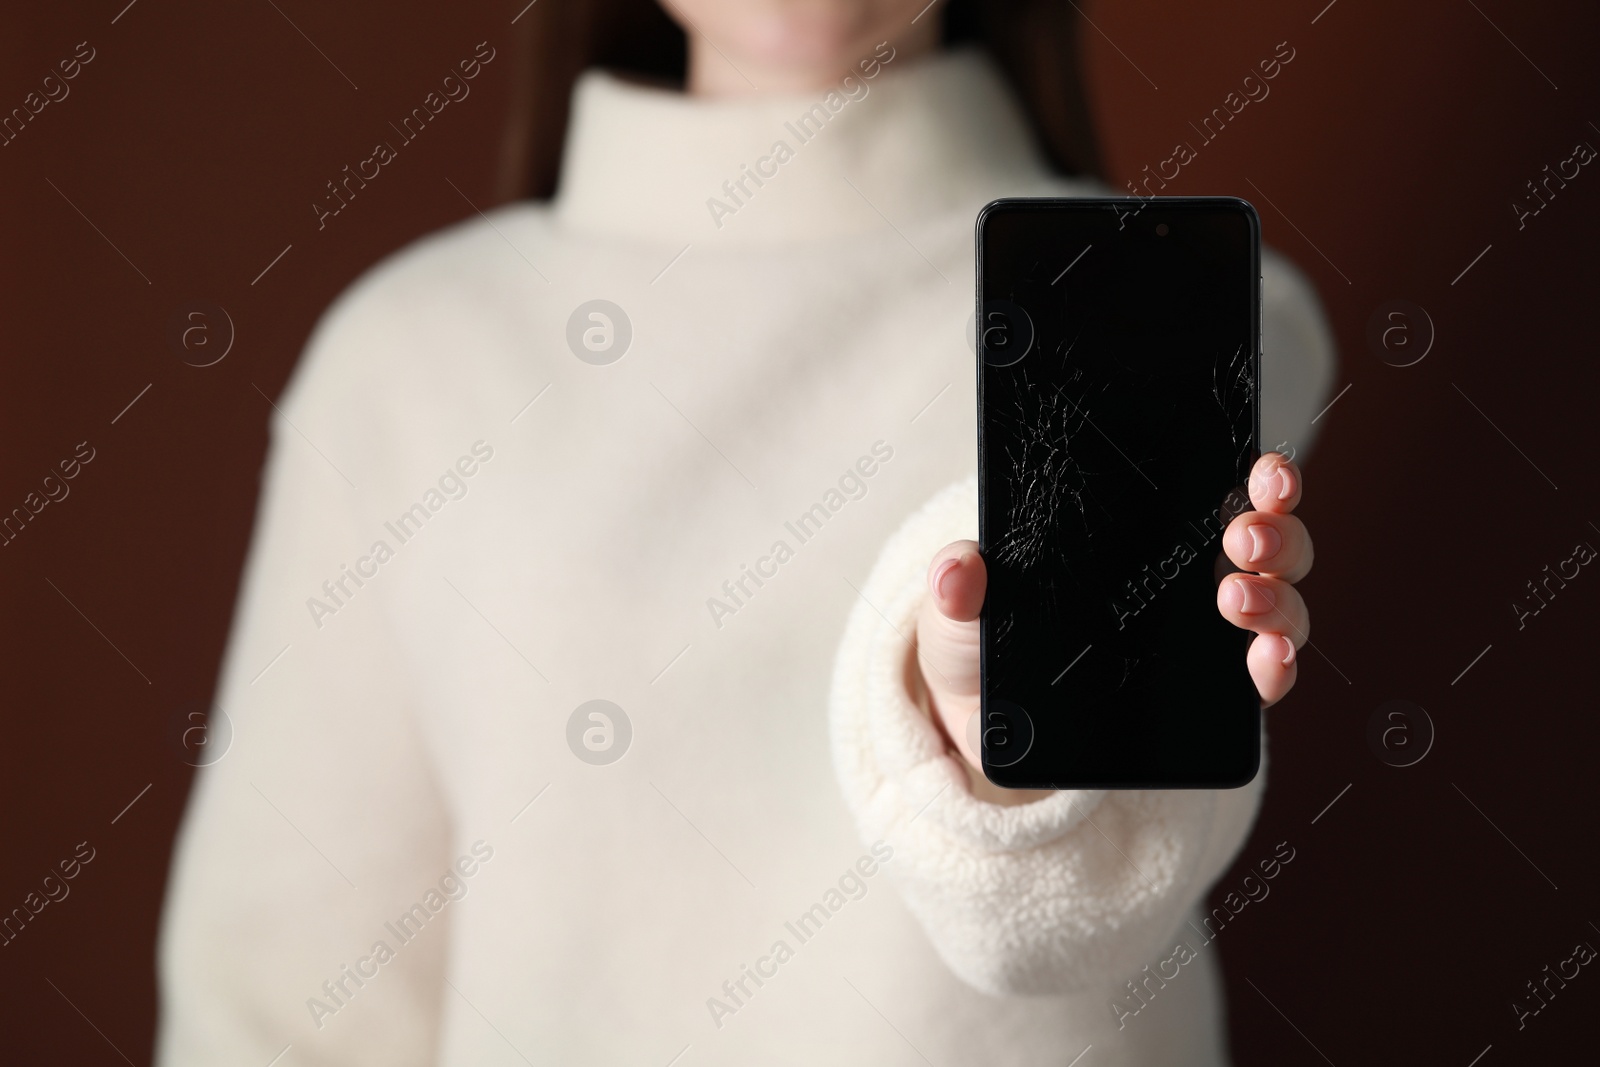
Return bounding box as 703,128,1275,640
2,0,1597,1063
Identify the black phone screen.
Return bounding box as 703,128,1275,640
976,197,1261,789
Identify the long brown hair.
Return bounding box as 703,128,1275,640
496,0,1101,201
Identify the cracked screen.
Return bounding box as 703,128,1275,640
977,198,1260,789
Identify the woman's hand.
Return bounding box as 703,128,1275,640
912,452,1311,805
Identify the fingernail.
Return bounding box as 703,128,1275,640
931,557,960,600
1280,635,1296,667
1246,523,1281,564
1235,578,1276,615
1275,465,1297,501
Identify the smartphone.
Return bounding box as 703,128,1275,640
976,197,1261,789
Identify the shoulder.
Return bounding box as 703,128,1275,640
272,202,561,487
283,202,554,412
298,201,554,372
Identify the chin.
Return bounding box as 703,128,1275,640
738,7,877,68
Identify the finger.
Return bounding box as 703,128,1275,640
1246,452,1302,515
917,544,983,703
916,542,985,769
1216,573,1309,645
1248,632,1299,707
1223,511,1314,582
927,540,985,622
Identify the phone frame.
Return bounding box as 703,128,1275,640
974,195,1263,790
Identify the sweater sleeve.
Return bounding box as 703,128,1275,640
829,477,1265,996
826,248,1333,998
155,279,454,1065
1261,247,1338,458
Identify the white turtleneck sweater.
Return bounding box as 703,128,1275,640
157,51,1334,1067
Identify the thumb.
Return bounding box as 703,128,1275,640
915,540,985,768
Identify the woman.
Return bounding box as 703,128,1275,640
157,0,1333,1063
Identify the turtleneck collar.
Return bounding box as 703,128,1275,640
551,49,1050,244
